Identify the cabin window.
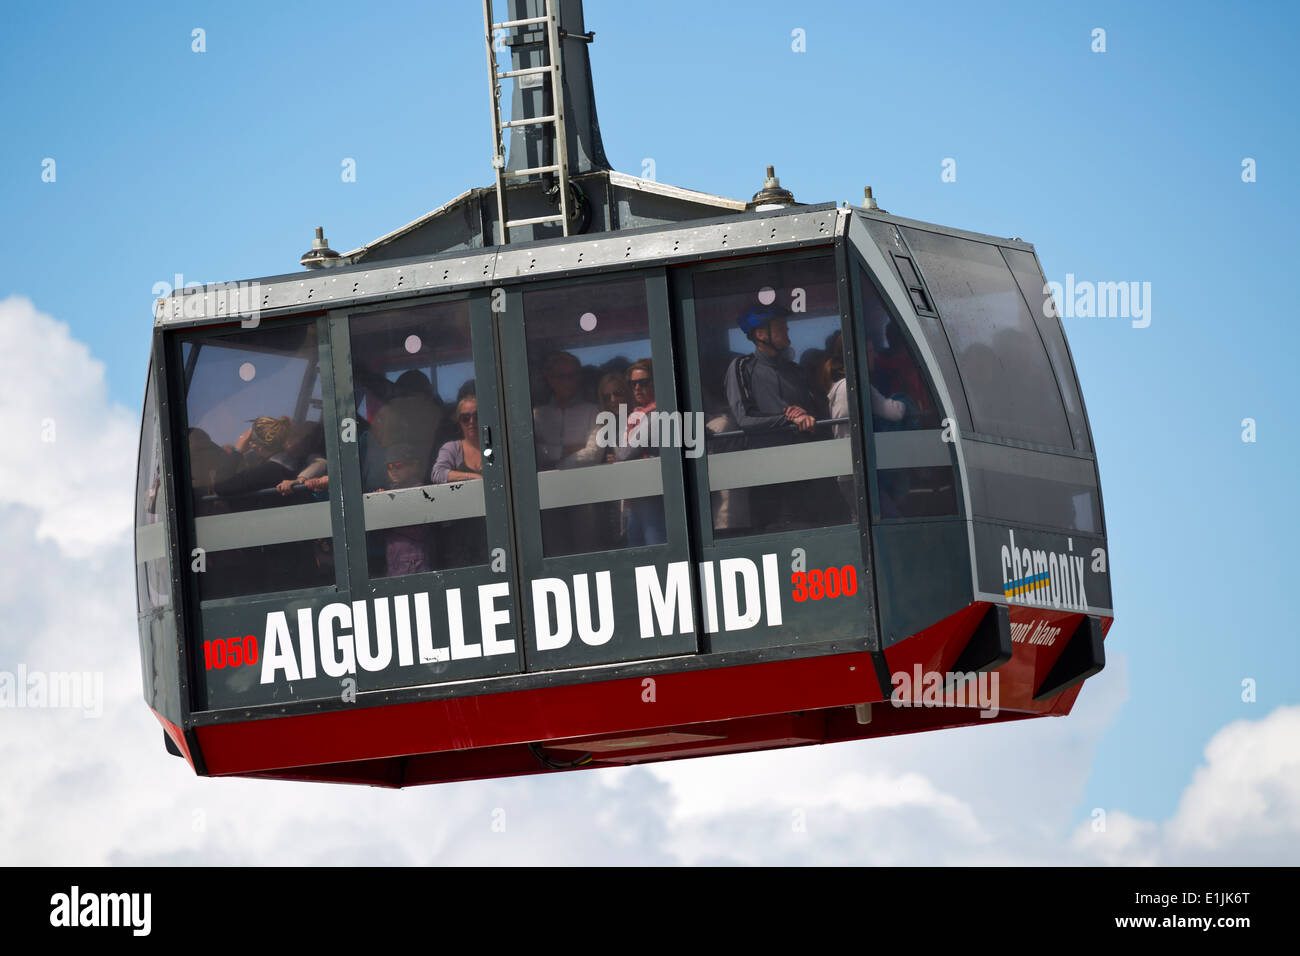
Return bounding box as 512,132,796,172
1000,247,1092,453
901,228,1074,449
857,265,958,518
691,255,856,538
520,276,666,557
963,439,1101,533
135,367,170,611
349,301,489,578
179,322,334,600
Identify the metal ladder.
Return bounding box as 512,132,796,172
483,0,572,244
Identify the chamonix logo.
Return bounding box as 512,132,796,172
1000,529,1088,612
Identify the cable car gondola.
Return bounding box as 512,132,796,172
134,0,1112,786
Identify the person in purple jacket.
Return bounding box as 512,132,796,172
430,396,483,484
378,443,434,577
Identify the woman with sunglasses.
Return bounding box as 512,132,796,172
430,396,484,483
569,371,632,467
617,359,667,547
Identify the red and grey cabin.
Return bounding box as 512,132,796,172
134,0,1111,786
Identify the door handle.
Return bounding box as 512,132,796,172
481,425,494,463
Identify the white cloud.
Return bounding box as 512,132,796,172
0,299,1294,867
0,296,136,556
1070,705,1300,865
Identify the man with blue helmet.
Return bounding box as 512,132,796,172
723,305,818,441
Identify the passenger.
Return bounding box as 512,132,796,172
430,396,484,483
705,411,751,533
723,306,817,445
212,416,298,500
698,353,750,532
377,443,434,576
723,308,850,531
432,379,478,452
375,369,443,477
355,417,387,493
276,422,328,495
187,428,238,497
821,333,850,439
571,371,630,466
558,371,632,548
820,333,857,519
533,351,599,470
615,359,666,547
799,346,830,418
865,338,909,427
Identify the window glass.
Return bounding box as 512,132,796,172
522,277,666,556
181,322,334,600
857,265,959,519
692,255,855,537
901,228,1072,448
857,265,942,432
349,301,488,577
876,467,959,518
135,367,170,611
963,439,1100,533
1001,247,1092,452
860,220,974,432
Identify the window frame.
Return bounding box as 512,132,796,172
168,312,352,612
849,251,965,526
672,246,865,548
325,289,529,689
332,291,498,588
669,244,880,657
496,265,702,672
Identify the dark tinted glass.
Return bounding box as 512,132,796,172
857,265,959,519
692,255,855,537
181,322,334,600
349,301,489,577
1001,247,1092,452
522,277,666,556
903,228,1073,448
860,221,973,432
877,467,959,519
135,367,170,611
963,439,1100,533
857,265,942,432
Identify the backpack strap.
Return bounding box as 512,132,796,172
732,353,759,417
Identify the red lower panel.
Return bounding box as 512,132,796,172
195,648,886,777
235,705,1044,788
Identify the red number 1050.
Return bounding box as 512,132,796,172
203,635,259,670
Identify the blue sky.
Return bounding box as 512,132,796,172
1,0,1297,862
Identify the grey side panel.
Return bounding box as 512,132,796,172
135,355,185,726
873,521,973,648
